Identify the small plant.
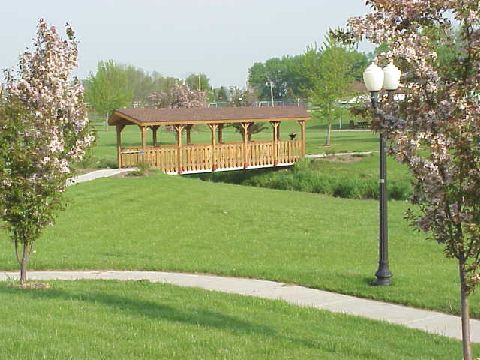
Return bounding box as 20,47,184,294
127,161,151,176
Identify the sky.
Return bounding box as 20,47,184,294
0,0,370,88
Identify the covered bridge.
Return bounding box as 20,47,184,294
108,106,310,174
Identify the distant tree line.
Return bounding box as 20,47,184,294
84,37,371,119
247,36,369,103
83,61,212,119
83,38,372,146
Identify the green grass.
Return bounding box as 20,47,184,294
85,113,379,169
0,174,478,317
192,155,412,200
0,280,474,359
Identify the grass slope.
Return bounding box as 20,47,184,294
0,174,477,317
0,281,474,359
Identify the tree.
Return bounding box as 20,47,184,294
185,73,210,92
228,87,265,138
216,86,228,101
84,60,133,119
168,83,207,109
305,36,355,145
123,65,156,105
147,83,207,109
248,58,288,101
0,19,93,285
337,1,480,358
231,122,267,142
247,51,367,104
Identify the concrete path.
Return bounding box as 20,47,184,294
67,168,135,186
1,270,478,342
305,151,374,159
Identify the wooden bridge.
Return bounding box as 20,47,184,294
108,106,310,174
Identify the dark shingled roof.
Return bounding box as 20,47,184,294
109,106,310,126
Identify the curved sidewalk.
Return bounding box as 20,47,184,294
1,270,478,343
67,168,135,186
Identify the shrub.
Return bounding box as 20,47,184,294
188,158,411,201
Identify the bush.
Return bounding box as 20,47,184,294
127,161,151,177
188,158,412,201
389,181,411,200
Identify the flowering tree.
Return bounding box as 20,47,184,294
168,83,207,109
0,19,94,285
147,83,206,109
336,1,479,358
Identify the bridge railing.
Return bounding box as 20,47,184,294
120,139,302,174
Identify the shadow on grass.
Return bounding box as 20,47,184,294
0,284,273,336
0,283,331,350
186,167,280,185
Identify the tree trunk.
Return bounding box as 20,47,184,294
325,122,332,146
19,243,31,286
459,258,472,360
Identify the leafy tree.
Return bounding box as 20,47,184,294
84,60,133,119
248,58,291,101
347,49,370,82
85,63,184,111
305,36,355,145
285,54,316,99
339,1,480,358
216,86,228,101
231,122,267,141
123,65,156,105
248,50,367,103
185,73,210,92
223,87,265,137
0,19,93,285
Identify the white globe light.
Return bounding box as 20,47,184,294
383,63,401,90
363,63,384,92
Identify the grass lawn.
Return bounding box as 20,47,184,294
0,174,478,317
0,280,474,359
87,114,379,168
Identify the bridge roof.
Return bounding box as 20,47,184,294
109,106,310,127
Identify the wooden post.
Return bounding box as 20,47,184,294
175,125,184,174
116,124,125,168
186,125,193,145
217,124,224,144
208,124,218,171
298,120,306,156
271,121,279,166
241,123,250,169
140,125,147,164
152,126,159,146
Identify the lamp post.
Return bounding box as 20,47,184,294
266,80,274,107
363,62,401,286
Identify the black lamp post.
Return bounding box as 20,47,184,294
363,62,401,286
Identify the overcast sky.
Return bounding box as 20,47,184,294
0,0,370,87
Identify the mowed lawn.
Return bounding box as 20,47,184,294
0,281,474,360
0,173,477,317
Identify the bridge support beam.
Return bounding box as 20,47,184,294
208,124,218,171
116,124,125,168
175,125,185,174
